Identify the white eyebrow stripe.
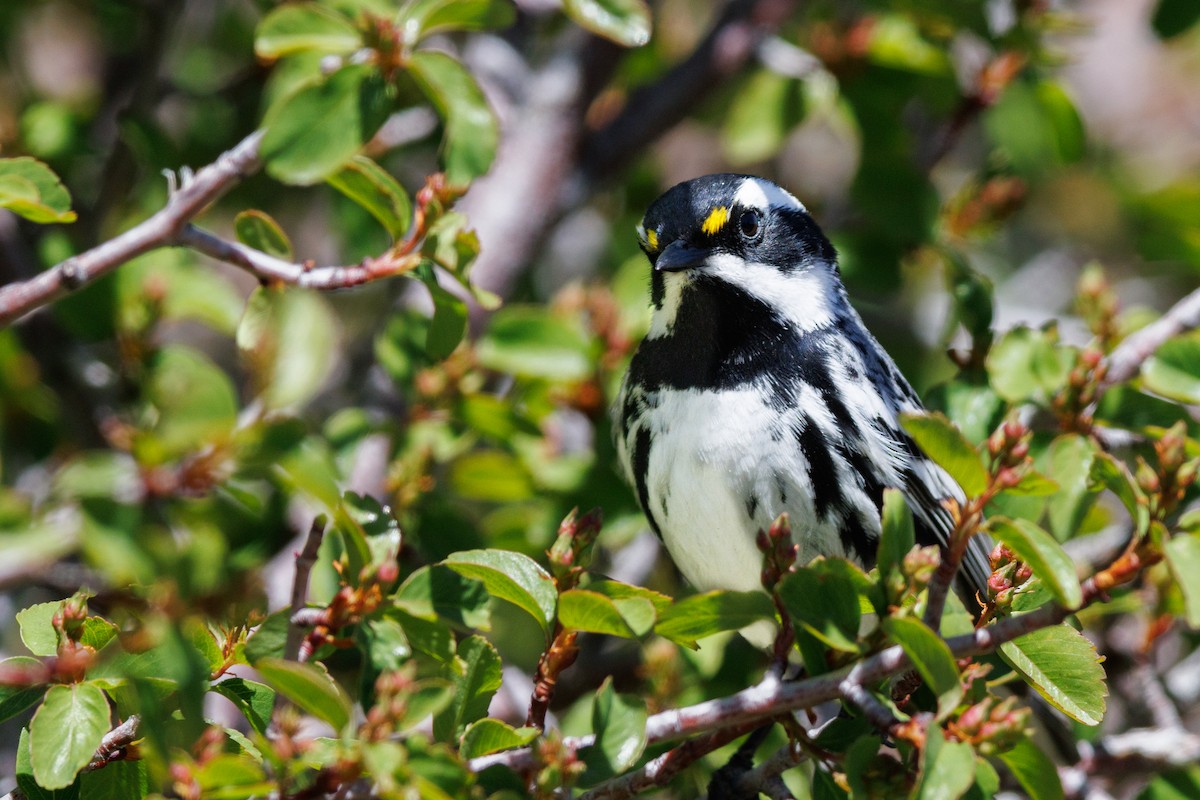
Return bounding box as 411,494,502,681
733,177,806,212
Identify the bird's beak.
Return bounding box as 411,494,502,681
653,240,711,272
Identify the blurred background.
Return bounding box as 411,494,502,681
1,0,1199,793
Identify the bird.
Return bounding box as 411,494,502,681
614,174,991,637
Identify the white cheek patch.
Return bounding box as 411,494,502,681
733,177,806,212
703,253,836,332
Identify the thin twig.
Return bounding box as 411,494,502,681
177,226,419,290
284,516,328,663
0,130,264,327
1103,284,1200,387
736,741,806,798
83,714,141,772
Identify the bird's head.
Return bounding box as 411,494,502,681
636,174,844,336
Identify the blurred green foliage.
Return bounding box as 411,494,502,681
2,0,1200,798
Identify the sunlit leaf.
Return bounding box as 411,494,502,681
443,549,558,633
987,517,1082,609
255,2,361,59
882,617,963,719
401,0,516,39
261,65,390,185
255,657,353,731
900,411,989,497
237,286,338,410
1000,624,1106,726
433,636,502,741
916,726,975,800
234,210,294,260
561,0,651,46
1166,533,1200,628
212,678,276,738
998,737,1065,800
327,155,411,239
408,51,497,184
654,590,775,647
29,683,109,789
1143,331,1200,405
558,589,639,638
0,157,76,223
459,719,540,759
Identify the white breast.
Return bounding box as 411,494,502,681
623,384,855,596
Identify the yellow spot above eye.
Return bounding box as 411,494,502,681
701,206,730,236
645,229,658,251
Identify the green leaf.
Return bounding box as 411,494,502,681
234,210,294,260
476,306,594,381
396,679,456,732
401,0,516,39
778,563,861,653
79,758,149,800
998,737,1065,800
878,488,915,580
1143,331,1200,405
395,565,491,630
443,549,558,633
561,0,651,47
17,601,61,657
867,14,952,74
654,590,775,647
433,636,502,741
459,719,540,759
386,608,455,663
29,683,110,789
582,678,647,782
986,326,1072,404
212,678,276,738
0,157,76,223
327,155,411,239
987,517,1082,609
17,726,80,800
426,285,468,360
255,657,353,731
558,589,639,638
408,51,498,185
1153,0,1200,38
882,617,963,719
244,609,291,664
261,65,389,185
237,286,338,410
1166,533,1200,628
1044,434,1098,542
255,2,361,58
0,657,47,724
901,411,989,497
916,726,976,800
1000,624,1106,726
449,450,534,502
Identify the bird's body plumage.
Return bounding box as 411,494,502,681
615,174,991,613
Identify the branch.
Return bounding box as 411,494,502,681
83,714,141,773
0,130,264,327
470,542,1155,775
1102,284,1200,387
284,516,328,663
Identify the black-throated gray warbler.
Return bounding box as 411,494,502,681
615,174,991,632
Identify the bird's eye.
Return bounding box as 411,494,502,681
739,210,761,239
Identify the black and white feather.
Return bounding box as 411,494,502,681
615,174,991,628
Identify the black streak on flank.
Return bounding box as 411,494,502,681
794,420,841,519
631,426,661,538
745,492,759,520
